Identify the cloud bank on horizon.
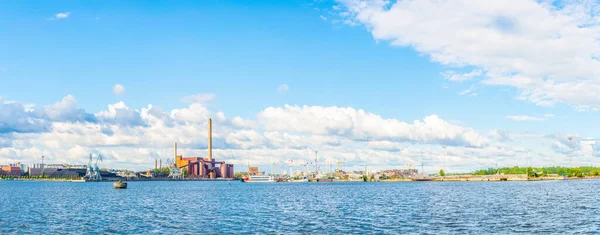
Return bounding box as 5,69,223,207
0,93,595,172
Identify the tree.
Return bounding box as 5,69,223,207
571,168,583,177
526,167,538,178
182,168,188,177
439,169,445,177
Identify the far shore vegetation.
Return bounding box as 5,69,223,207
448,166,600,178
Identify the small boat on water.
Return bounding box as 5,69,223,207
291,177,308,182
114,180,127,189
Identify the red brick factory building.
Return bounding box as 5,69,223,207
175,119,234,179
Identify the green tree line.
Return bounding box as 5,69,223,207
472,166,600,178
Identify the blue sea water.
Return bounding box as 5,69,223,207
1,180,599,234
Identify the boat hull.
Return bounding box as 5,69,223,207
246,176,276,183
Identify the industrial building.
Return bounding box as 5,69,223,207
26,163,87,176
175,119,234,179
248,166,259,175
0,163,22,176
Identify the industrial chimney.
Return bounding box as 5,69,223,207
208,118,212,161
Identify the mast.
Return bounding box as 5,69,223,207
314,150,318,174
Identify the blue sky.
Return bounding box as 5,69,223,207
1,0,600,172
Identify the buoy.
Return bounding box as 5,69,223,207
114,180,127,189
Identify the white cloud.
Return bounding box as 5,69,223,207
367,140,404,151
259,105,489,147
3,96,592,172
505,115,545,121
112,84,126,96
489,129,511,142
34,95,96,122
336,0,600,109
458,85,477,96
0,97,50,133
181,93,216,105
320,15,328,21
96,102,144,126
442,70,482,82
55,12,70,19
277,84,289,93
505,113,554,121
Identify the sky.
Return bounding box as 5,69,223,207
1,0,600,173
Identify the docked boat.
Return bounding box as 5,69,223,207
246,175,276,183
291,177,308,182
114,180,128,189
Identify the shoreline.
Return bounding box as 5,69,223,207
3,175,600,183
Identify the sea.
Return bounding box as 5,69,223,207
1,180,599,234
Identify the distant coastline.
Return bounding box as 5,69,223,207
3,175,599,183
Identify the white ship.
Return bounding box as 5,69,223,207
247,175,276,183
291,177,308,182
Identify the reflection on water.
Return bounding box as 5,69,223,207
1,180,599,234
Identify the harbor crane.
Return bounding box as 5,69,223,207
85,154,93,179
166,158,183,179
336,161,345,172
85,153,103,181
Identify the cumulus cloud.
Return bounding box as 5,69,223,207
96,102,145,126
0,99,50,133
0,95,96,134
258,105,489,147
336,0,600,109
4,95,589,172
112,84,126,96
34,95,96,123
490,129,511,142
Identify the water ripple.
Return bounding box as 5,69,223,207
1,180,600,234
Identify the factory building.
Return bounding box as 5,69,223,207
0,163,22,176
175,119,234,179
27,164,87,176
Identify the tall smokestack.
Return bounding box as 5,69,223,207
174,142,177,159
208,118,212,161
160,159,162,168
155,159,157,169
